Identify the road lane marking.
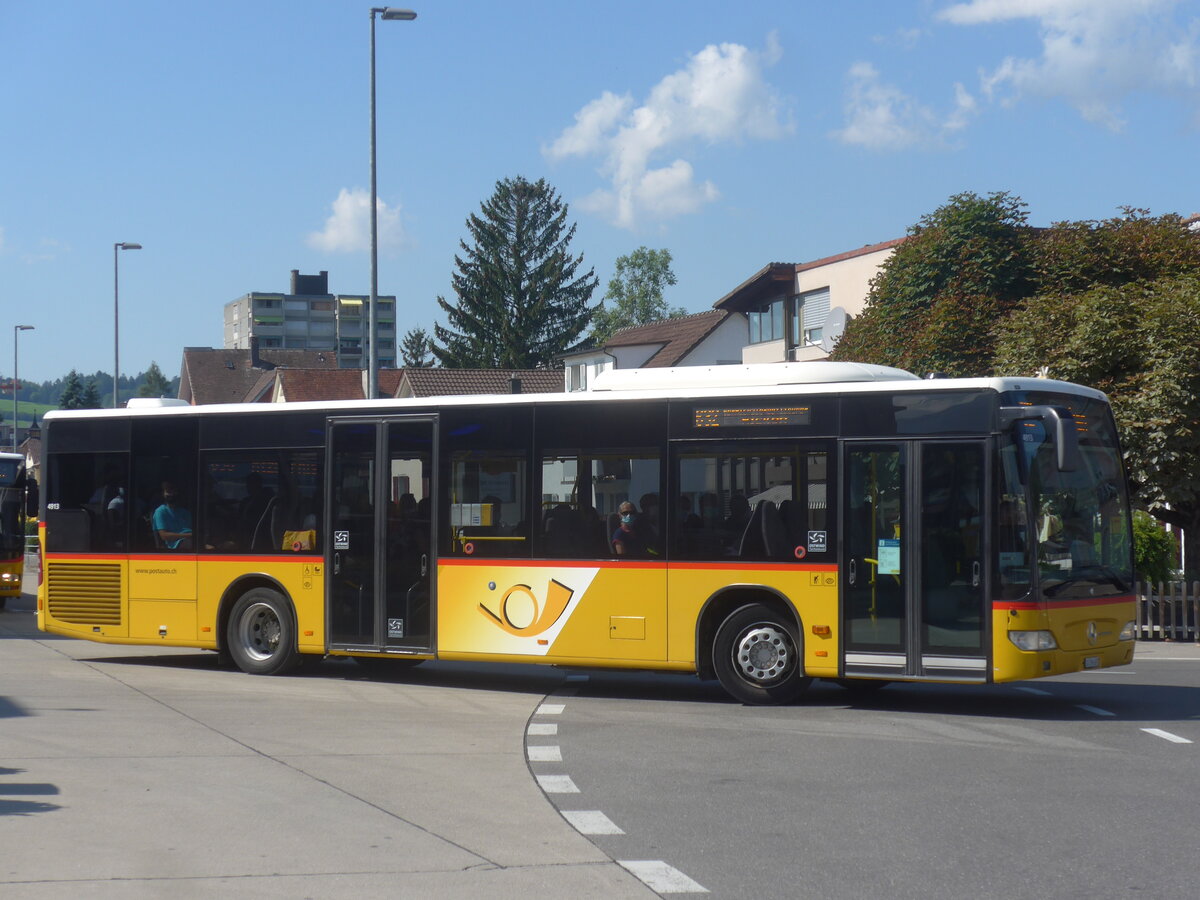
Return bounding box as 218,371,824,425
537,703,566,715
618,860,708,894
527,722,558,736
562,810,625,834
1075,704,1115,716
536,774,580,793
527,745,562,762
1141,728,1193,744
1014,686,1052,696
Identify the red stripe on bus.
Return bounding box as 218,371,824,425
994,595,1134,610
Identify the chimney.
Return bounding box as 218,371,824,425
250,335,263,369
290,269,300,293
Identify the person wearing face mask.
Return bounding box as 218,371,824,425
611,500,645,558
153,481,194,551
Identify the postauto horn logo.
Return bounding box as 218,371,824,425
478,579,575,637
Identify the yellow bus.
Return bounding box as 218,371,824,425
37,363,1135,704
0,450,33,608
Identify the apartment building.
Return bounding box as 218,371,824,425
223,270,397,369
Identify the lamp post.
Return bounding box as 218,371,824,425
12,325,33,452
113,241,142,408
369,6,416,400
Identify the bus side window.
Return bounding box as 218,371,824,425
448,452,529,558
537,452,660,559
673,447,833,562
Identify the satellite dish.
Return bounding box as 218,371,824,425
820,307,849,353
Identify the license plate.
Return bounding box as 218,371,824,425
1084,656,1101,669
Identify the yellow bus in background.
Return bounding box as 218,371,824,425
37,363,1136,704
0,450,32,608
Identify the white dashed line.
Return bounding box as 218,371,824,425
1076,704,1115,717
527,722,558,736
1014,686,1052,696
562,810,625,834
536,774,580,793
527,744,562,762
537,703,566,715
1141,728,1193,744
619,860,708,894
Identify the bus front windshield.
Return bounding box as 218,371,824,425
998,393,1132,602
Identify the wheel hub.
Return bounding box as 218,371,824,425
734,624,793,684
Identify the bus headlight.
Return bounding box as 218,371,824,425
1008,630,1058,651
1118,621,1136,641
0,572,17,583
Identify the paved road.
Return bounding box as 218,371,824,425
6,571,1198,899
0,581,658,900
534,644,1200,898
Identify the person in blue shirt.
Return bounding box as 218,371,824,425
611,500,645,558
153,482,193,550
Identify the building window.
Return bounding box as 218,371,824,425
790,288,830,348
747,298,785,344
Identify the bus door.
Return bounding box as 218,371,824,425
842,441,988,681
327,416,436,653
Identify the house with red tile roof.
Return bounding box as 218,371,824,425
177,342,339,405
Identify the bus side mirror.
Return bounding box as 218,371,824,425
25,479,39,518
999,405,1080,472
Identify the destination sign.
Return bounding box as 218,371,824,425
695,406,812,428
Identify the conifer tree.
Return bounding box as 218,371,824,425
400,328,435,367
58,370,84,409
433,176,598,368
138,361,172,398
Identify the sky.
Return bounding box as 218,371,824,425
2,0,1198,385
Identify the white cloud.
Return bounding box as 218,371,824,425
307,187,404,253
834,62,977,149
546,35,790,229
938,0,1200,129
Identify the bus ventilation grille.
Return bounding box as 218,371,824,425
47,563,122,625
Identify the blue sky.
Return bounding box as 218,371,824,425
2,0,1198,384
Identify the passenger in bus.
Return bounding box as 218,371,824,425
612,501,646,558
153,482,194,551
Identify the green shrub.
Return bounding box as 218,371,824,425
1132,510,1178,585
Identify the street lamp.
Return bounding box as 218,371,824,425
369,6,416,399
114,241,142,408
12,325,33,452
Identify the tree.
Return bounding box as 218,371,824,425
80,380,101,409
137,361,172,398
995,273,1200,578
590,247,685,345
58,370,84,410
433,176,598,368
400,327,435,367
831,191,1034,376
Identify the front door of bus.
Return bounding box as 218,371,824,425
842,441,987,680
327,416,436,653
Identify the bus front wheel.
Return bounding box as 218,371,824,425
227,588,300,675
713,603,811,705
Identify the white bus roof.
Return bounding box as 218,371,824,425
42,366,1107,422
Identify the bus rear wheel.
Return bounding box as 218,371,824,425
227,588,300,675
713,603,811,705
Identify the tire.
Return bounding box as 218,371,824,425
226,588,300,675
0,596,7,610
713,603,811,705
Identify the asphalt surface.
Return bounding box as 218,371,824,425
0,573,658,899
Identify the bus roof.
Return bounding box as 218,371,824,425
42,365,1108,422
